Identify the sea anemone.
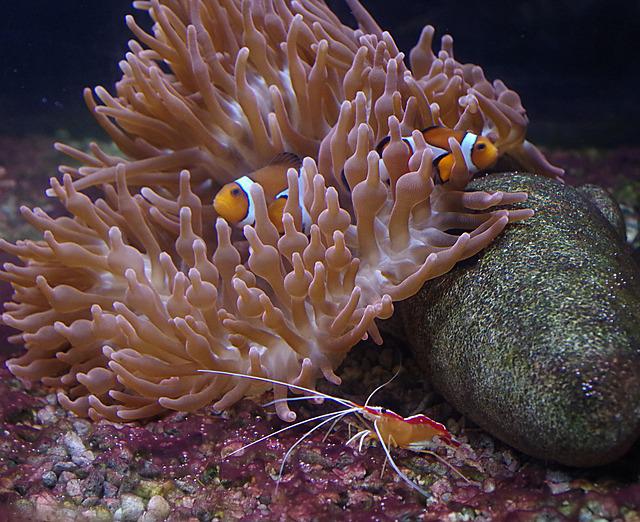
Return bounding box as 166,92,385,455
0,0,556,422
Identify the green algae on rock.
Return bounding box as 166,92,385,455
398,172,640,467
576,184,626,239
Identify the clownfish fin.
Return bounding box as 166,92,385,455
421,126,465,151
252,153,301,199
268,152,303,170
434,153,454,183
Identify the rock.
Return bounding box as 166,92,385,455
81,506,114,522
576,184,626,237
41,471,57,489
138,459,162,479
36,405,58,425
82,469,105,498
71,449,95,467
103,481,119,498
32,493,59,521
46,445,67,460
398,173,640,467
114,493,145,522
174,478,198,494
135,479,164,499
53,461,77,475
58,471,76,485
63,431,86,458
66,478,83,498
139,495,171,522
82,497,100,508
73,419,92,437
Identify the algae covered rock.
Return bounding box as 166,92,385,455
398,173,640,467
577,184,626,238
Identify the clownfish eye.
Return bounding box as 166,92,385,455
231,188,241,196
476,143,486,150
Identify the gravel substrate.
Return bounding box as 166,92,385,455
2,336,640,521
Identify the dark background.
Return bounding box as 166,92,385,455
1,0,638,147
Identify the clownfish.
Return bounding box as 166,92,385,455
213,153,312,233
376,126,498,184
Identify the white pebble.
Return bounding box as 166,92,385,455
114,494,145,522
63,431,86,458
138,495,171,522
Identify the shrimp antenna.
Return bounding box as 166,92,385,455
276,408,358,487
198,369,357,409
363,367,402,407
225,408,358,458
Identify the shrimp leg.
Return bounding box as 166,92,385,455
373,421,432,498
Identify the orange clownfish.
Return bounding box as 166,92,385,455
376,126,498,184
213,153,312,233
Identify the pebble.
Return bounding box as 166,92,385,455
139,495,171,522
53,461,77,475
41,471,57,488
135,479,164,500
114,494,145,522
81,506,114,521
58,471,76,485
547,481,572,495
138,460,162,479
47,445,67,459
63,431,86,458
72,449,96,467
82,469,105,497
103,480,119,498
82,497,100,508
175,478,198,494
482,478,496,493
73,419,92,437
66,478,83,497
36,405,58,425
33,493,67,520
103,498,120,514
75,467,89,479
118,474,141,495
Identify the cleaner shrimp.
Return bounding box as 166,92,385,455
199,369,469,497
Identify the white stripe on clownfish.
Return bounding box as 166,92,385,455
235,175,257,227
375,127,498,185
378,136,449,184
213,153,304,230
459,132,479,174
273,169,313,234
213,160,313,234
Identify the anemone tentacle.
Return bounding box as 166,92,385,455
1,0,552,421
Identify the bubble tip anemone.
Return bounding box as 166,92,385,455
0,0,558,422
